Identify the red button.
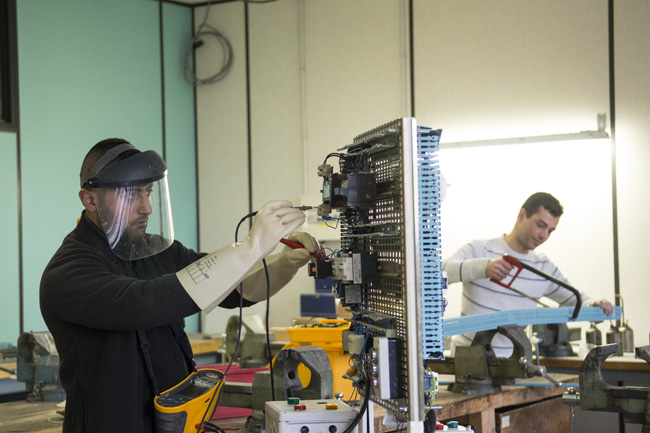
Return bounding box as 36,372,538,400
294,404,307,411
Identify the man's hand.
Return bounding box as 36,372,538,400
592,298,614,316
486,257,514,281
279,231,321,269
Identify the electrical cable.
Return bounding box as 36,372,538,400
263,258,276,398
194,207,264,433
184,0,233,86
210,204,318,429
195,283,245,433
341,368,371,433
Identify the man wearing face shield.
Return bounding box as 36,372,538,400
40,138,320,433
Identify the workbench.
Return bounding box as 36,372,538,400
416,374,575,433
10,348,641,433
1,374,575,433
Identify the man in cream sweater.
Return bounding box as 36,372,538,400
442,192,613,356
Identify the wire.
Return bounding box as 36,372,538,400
263,257,276,398
195,289,244,433
234,210,276,400
184,1,233,86
195,209,259,433
342,368,371,433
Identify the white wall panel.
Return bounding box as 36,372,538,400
614,0,650,348
413,0,609,141
302,0,409,194
195,3,249,253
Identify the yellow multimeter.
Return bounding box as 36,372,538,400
154,369,225,433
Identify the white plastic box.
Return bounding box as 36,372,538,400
265,399,358,433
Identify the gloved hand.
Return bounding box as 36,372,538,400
280,231,321,268
238,231,321,302
176,200,305,312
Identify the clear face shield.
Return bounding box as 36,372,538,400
95,178,174,260
82,148,175,260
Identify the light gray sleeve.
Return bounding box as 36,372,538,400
442,241,491,284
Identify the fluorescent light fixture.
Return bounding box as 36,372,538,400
440,129,610,149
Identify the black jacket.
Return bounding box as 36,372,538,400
40,213,249,433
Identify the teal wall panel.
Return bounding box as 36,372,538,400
14,0,198,337
0,132,19,346
162,2,200,331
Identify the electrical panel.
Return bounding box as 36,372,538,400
313,118,445,429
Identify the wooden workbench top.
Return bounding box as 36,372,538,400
433,374,577,421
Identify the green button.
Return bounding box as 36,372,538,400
288,397,300,405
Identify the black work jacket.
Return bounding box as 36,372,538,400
40,213,249,433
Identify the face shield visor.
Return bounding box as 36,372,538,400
83,149,174,260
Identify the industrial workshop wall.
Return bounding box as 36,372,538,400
194,0,410,333
613,0,650,359
193,0,650,347
415,1,614,332
0,0,199,347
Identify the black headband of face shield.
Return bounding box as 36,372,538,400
80,145,168,189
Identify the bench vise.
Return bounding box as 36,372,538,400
563,344,650,431
429,325,560,394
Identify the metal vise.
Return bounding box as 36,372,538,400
563,344,650,432
219,345,334,432
430,325,559,395
225,315,286,368
16,331,65,402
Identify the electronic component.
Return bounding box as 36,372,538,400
373,337,403,400
331,252,378,284
308,259,333,279
320,172,377,213
265,399,358,433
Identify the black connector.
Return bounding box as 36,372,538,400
308,259,333,279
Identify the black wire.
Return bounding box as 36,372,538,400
195,289,245,433
323,153,345,165
342,370,371,433
235,209,275,397
183,1,234,86
195,210,259,433
263,258,275,398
